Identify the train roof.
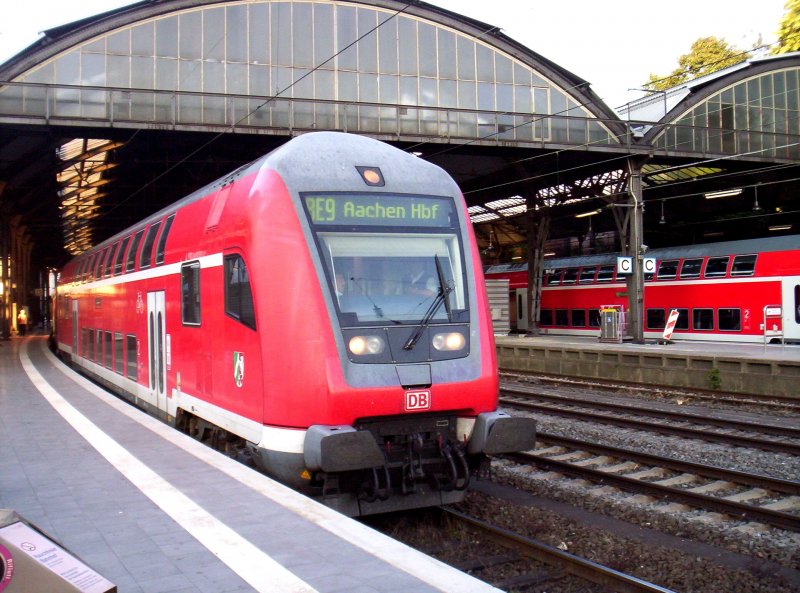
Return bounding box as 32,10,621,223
485,235,800,273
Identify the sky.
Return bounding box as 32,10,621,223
0,0,789,108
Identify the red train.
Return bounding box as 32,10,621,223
54,132,535,516
486,235,800,343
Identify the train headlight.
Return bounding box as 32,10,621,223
348,335,386,356
432,332,466,352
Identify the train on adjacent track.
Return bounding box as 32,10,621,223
485,236,800,342
53,132,535,516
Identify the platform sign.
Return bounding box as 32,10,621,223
662,309,680,341
643,258,656,274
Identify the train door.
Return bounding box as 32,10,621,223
515,288,529,331
147,291,167,414
71,298,78,358
783,279,800,340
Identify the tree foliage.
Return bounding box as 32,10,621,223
645,36,747,91
773,0,800,54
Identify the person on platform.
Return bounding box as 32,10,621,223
17,308,27,336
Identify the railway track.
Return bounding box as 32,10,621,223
441,508,677,593
500,385,800,456
499,370,800,411
504,433,800,532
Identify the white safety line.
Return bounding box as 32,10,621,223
19,340,318,593
40,339,501,593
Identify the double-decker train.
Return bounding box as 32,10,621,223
54,132,535,516
485,236,800,342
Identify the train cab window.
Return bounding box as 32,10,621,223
546,270,563,285
692,308,714,330
588,309,600,327
156,214,175,266
597,265,615,283
126,335,138,381
181,262,201,325
718,308,742,331
139,222,162,270
104,243,118,277
579,267,597,283
114,237,130,276
224,255,255,329
680,258,703,279
114,333,124,374
656,260,679,280
646,308,666,329
104,331,113,368
704,256,729,278
126,229,144,272
554,309,569,326
561,268,579,285
540,309,553,325
571,309,586,327
731,254,757,276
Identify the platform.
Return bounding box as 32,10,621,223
496,334,800,398
0,336,500,593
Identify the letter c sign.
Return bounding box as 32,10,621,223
617,256,633,275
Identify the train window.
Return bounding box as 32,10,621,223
155,214,175,265
95,330,104,362
656,260,679,280
139,222,162,269
554,309,569,326
718,308,742,331
680,258,703,279
675,308,689,330
588,309,600,327
540,309,553,325
571,310,586,327
562,268,579,285
82,328,89,358
731,254,757,276
126,229,144,272
114,333,124,374
126,335,138,381
114,237,131,276
224,255,256,330
546,270,563,285
104,331,113,368
88,329,95,360
579,267,597,283
704,256,729,278
646,309,666,329
181,262,201,326
86,253,96,281
692,309,714,330
105,243,118,277
94,248,108,279
795,285,800,323
596,265,614,283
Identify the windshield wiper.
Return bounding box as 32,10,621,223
403,255,453,351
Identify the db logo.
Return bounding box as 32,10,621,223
405,390,431,411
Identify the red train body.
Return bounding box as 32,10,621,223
54,132,535,516
486,236,800,343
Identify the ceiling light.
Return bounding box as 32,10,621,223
704,188,742,199
575,208,602,218
768,224,792,231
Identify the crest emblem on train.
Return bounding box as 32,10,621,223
233,352,245,388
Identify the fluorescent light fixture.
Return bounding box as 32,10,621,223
544,252,556,257
768,224,792,231
575,208,602,218
704,188,742,199
511,256,522,260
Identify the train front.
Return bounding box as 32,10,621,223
257,133,535,516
